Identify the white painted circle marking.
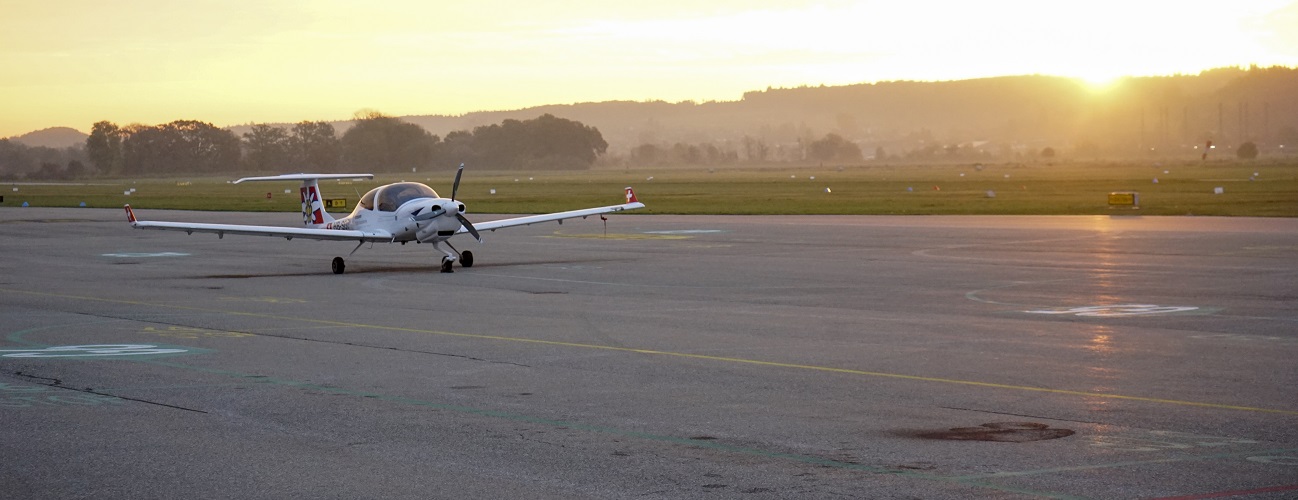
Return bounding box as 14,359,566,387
1025,304,1199,317
0,345,189,358
101,252,190,258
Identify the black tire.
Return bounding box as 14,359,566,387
440,259,454,273
331,257,345,274
460,250,474,268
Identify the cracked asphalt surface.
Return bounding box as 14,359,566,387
2,207,1296,499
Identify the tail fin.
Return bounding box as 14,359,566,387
299,179,334,228
625,187,638,204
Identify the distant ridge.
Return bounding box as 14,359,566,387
8,127,88,149
392,68,1298,156
21,66,1298,157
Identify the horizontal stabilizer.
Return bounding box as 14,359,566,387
233,173,373,184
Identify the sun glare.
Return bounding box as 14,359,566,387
1,0,1295,137
1079,72,1123,91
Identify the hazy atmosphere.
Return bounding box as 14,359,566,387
3,0,1297,137
5,3,1298,498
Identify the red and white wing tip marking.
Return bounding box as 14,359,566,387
124,204,137,223
625,187,638,204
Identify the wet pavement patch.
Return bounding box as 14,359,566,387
916,422,1074,442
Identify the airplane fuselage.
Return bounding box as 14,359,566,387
319,182,467,244
324,196,463,244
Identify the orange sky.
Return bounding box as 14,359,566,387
3,0,1297,137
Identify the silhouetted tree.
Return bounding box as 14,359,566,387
0,139,35,177
673,143,702,164
242,124,292,171
341,111,437,171
32,161,68,181
65,160,87,179
807,133,862,162
630,144,664,165
86,121,123,174
439,130,475,164
1236,141,1259,159
289,121,341,172
466,114,606,170
0,139,89,178
121,120,241,174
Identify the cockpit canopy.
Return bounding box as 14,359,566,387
356,182,440,213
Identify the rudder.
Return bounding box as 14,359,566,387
299,179,335,228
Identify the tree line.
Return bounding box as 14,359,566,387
0,139,89,181
625,132,864,166
0,112,609,180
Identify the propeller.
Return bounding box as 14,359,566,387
450,163,463,202
457,213,481,242
449,163,481,241
412,163,481,242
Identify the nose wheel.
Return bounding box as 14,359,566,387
331,256,345,274
439,251,473,273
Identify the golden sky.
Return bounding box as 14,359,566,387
3,0,1296,137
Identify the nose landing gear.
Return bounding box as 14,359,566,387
434,241,474,273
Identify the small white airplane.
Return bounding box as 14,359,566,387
125,166,644,274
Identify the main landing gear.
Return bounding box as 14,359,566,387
329,246,473,275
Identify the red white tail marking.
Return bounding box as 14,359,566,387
124,205,137,223
625,187,638,204
300,185,326,226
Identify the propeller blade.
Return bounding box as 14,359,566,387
450,163,464,201
456,213,482,242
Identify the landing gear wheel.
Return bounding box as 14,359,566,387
460,250,474,268
331,256,345,274
440,258,454,273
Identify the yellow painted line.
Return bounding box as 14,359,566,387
5,287,1297,416
543,232,689,240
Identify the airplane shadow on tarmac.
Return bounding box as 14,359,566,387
196,257,634,279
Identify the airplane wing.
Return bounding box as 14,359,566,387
468,187,645,233
124,205,392,242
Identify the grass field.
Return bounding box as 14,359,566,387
4,159,1296,217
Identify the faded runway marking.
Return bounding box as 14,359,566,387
4,287,1297,416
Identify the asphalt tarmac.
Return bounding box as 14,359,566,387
2,207,1296,499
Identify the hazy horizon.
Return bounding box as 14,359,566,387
4,0,1297,138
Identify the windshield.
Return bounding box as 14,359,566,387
358,187,379,211
375,182,438,212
